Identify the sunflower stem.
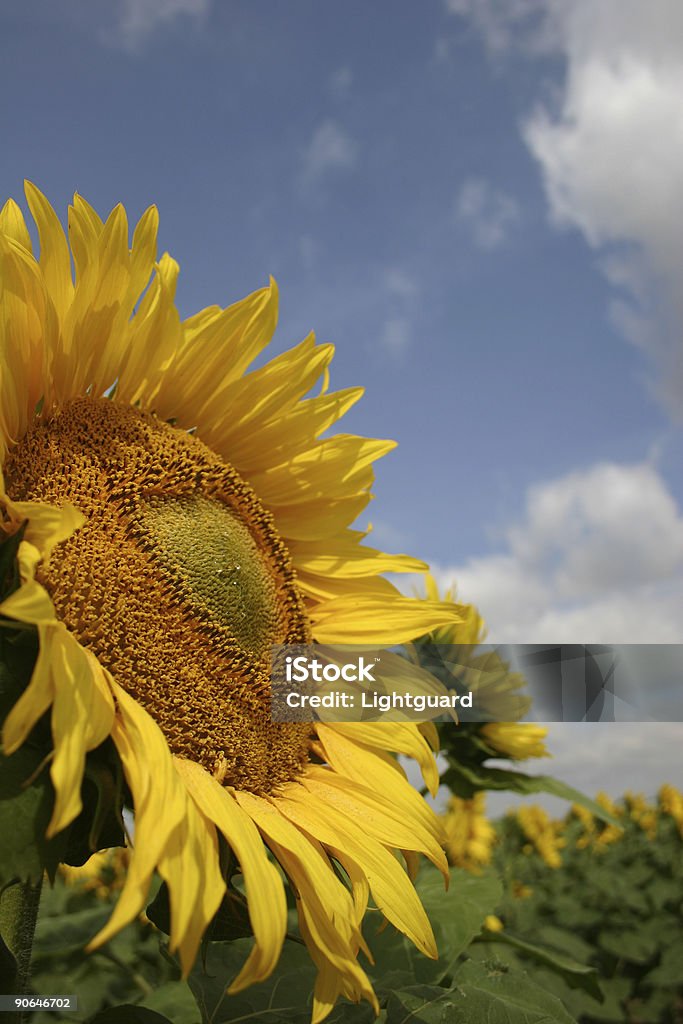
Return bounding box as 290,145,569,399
0,877,43,1023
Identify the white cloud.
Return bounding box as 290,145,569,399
376,270,419,360
520,1,683,410
298,234,319,273
301,120,357,184
115,0,209,51
443,0,559,57
367,518,411,551
433,36,452,63
379,317,412,359
450,1,683,410
431,461,683,643
383,267,419,300
329,66,353,99
455,177,521,250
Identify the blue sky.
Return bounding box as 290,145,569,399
2,0,682,796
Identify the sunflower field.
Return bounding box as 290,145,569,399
1,188,681,1024
483,789,683,1024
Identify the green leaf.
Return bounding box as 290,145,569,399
0,627,66,885
443,762,620,824
0,933,17,993
385,984,462,1023
0,745,70,886
0,628,40,730
644,939,683,987
451,959,579,1023
147,882,253,943
646,876,681,912
30,880,180,1020
598,928,658,964
34,904,112,957
205,886,254,942
88,1007,174,1024
145,884,173,937
0,524,26,602
628,987,680,1024
186,933,379,1023
31,958,119,1022
368,866,502,989
139,982,202,1024
480,930,602,1000
60,769,126,868
187,937,316,1024
532,926,594,964
324,1004,378,1023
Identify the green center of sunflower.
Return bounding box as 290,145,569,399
138,493,283,661
5,397,312,794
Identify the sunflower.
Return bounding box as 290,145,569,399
480,722,549,761
59,848,130,901
0,184,463,1021
659,783,683,837
516,805,565,869
442,792,495,872
416,577,550,744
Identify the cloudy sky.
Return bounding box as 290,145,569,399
1,0,681,801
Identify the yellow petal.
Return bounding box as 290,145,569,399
2,497,85,563
275,783,438,959
0,575,58,626
129,206,159,294
157,775,225,975
274,494,371,543
24,181,74,323
89,681,187,948
0,232,53,449
310,595,463,645
203,333,332,453
116,254,181,407
0,198,32,252
234,791,372,985
155,280,279,427
248,436,394,507
47,633,115,836
290,533,427,580
301,767,446,873
68,194,104,282
230,387,364,472
315,725,446,845
174,758,287,990
327,722,440,796
2,624,55,754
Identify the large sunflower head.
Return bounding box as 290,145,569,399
0,184,463,1021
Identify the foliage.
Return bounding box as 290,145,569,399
24,863,587,1024
483,792,683,1023
25,876,181,1024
